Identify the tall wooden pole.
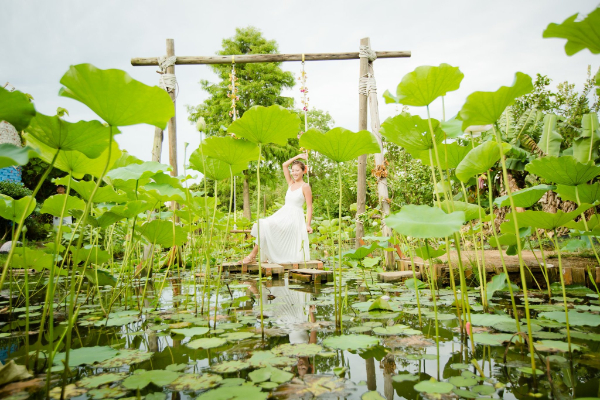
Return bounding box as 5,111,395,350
355,38,369,249
151,128,163,162
166,39,178,178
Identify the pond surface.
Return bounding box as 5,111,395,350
2,270,600,400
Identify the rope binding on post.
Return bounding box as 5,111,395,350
157,55,178,94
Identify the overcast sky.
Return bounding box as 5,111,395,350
2,0,599,179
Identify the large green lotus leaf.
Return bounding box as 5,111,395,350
171,327,209,337
12,247,54,271
106,161,171,182
0,88,36,131
299,127,380,163
413,381,454,394
139,219,187,247
40,194,85,216
96,211,125,228
169,373,223,391
272,343,323,357
539,310,600,327
84,268,117,287
493,185,555,208
441,116,465,139
416,142,470,169
543,8,600,55
525,156,600,186
550,183,594,209
538,114,563,157
380,114,444,153
414,244,447,260
0,144,39,169
54,176,128,203
458,72,533,130
188,149,245,181
151,172,185,189
53,346,119,367
574,113,600,163
508,204,593,230
105,200,152,219
564,214,600,232
323,334,379,350
384,64,463,106
122,369,180,390
385,205,465,239
71,245,110,265
196,385,267,400
200,136,259,165
440,200,485,222
455,141,511,182
227,105,300,145
59,64,174,129
0,195,36,222
343,242,380,260
187,337,227,349
25,113,116,158
143,183,187,203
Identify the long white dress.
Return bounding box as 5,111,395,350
250,183,310,263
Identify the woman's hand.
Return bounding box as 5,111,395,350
306,224,313,234
296,153,308,160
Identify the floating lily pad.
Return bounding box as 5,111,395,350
122,369,180,390
169,373,222,391
413,380,454,394
392,374,419,383
49,384,86,399
373,325,409,335
272,374,356,399
517,367,544,376
362,391,386,400
323,335,379,351
248,351,296,367
88,387,126,399
472,333,514,346
453,388,478,398
469,314,514,327
448,376,477,387
77,373,127,389
196,385,267,400
534,340,582,352
220,331,254,342
349,326,373,333
272,343,323,357
187,338,227,349
539,310,600,327
218,322,243,330
96,349,153,368
211,360,251,373
493,321,541,333
471,385,496,395
54,346,119,367
359,311,400,320
221,378,246,387
450,363,470,370
171,327,210,337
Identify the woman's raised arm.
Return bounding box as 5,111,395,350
282,153,307,185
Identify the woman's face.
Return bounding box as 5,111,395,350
291,164,304,181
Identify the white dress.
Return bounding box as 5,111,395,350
251,183,310,263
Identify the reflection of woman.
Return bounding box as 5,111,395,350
292,304,317,378
242,154,312,264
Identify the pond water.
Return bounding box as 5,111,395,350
2,270,600,400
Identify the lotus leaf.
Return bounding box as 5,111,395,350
12,248,54,271
59,64,174,129
171,327,209,337
221,378,246,387
0,144,39,170
200,136,259,165
0,195,36,222
556,183,600,205
220,331,254,341
343,242,380,260
448,376,478,387
413,380,454,394
538,114,563,156
525,156,600,186
218,322,243,330
543,8,600,55
392,374,419,383
122,369,180,390
227,105,300,145
41,194,85,217
272,343,323,357
362,391,386,400
107,161,171,183
379,114,444,153
139,219,187,247
517,367,544,376
272,374,355,399
455,141,511,182
494,185,555,208
472,332,514,346
384,64,463,106
471,385,496,395
416,142,471,169
49,384,86,400
368,297,395,312
299,127,380,163
349,326,373,333
188,149,246,181
88,387,126,399
441,116,465,138
247,351,296,368
385,205,465,239
539,310,600,327
534,340,582,353
169,373,223,391
359,311,400,319
458,72,533,131
71,245,110,266
211,360,251,373
469,314,514,327
144,182,187,203
196,385,267,400
110,201,153,219
96,348,153,368
508,204,593,230
0,87,36,131
26,113,116,158
54,176,128,203
187,337,227,349
373,325,410,336
53,346,119,367
0,360,33,386
440,201,485,222
323,334,379,350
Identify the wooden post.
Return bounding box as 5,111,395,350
365,55,394,269
355,37,369,249
166,39,178,178
152,127,163,162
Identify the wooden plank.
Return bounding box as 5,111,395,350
572,268,586,285
292,268,332,275
290,272,311,283
131,51,411,66
595,267,600,284
378,271,420,283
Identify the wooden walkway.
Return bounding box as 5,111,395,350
221,260,324,274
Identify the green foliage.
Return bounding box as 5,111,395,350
455,141,511,182
0,181,32,199
0,87,36,131
543,7,600,55
0,144,39,170
228,105,300,146
525,155,600,185
386,205,465,239
300,128,380,163
380,113,444,153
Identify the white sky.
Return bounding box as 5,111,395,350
2,0,599,178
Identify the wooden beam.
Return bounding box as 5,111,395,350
131,51,411,66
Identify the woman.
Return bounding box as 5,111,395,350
242,153,313,264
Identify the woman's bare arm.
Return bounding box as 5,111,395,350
303,184,313,233
282,154,306,185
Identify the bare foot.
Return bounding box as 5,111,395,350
241,254,256,264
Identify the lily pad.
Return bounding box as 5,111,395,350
272,375,355,399
248,351,296,367
448,376,478,387
413,380,454,394
472,333,515,346
187,337,227,350
220,331,254,342
272,343,323,357
211,360,251,373
169,373,223,391
373,325,409,336
77,373,127,389
88,387,126,399
323,334,379,350
196,385,267,400
122,369,180,390
96,349,153,368
392,374,419,383
362,391,386,400
54,346,119,367
534,340,582,353
540,310,600,327
171,327,210,337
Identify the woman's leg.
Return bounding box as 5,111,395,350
243,244,259,263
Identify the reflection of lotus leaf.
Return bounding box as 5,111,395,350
373,325,409,335
272,343,323,357
413,380,454,394
392,374,419,383
96,349,153,368
77,373,127,389
169,373,223,391
197,385,267,400
472,333,514,346
171,327,210,337
271,375,356,399
534,340,582,353
248,351,296,367
539,310,600,327
211,360,251,373
249,367,294,384
450,363,470,370
187,337,227,349
323,334,379,351
54,346,119,367
122,369,180,390
88,387,127,399
362,391,386,400
220,331,254,342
